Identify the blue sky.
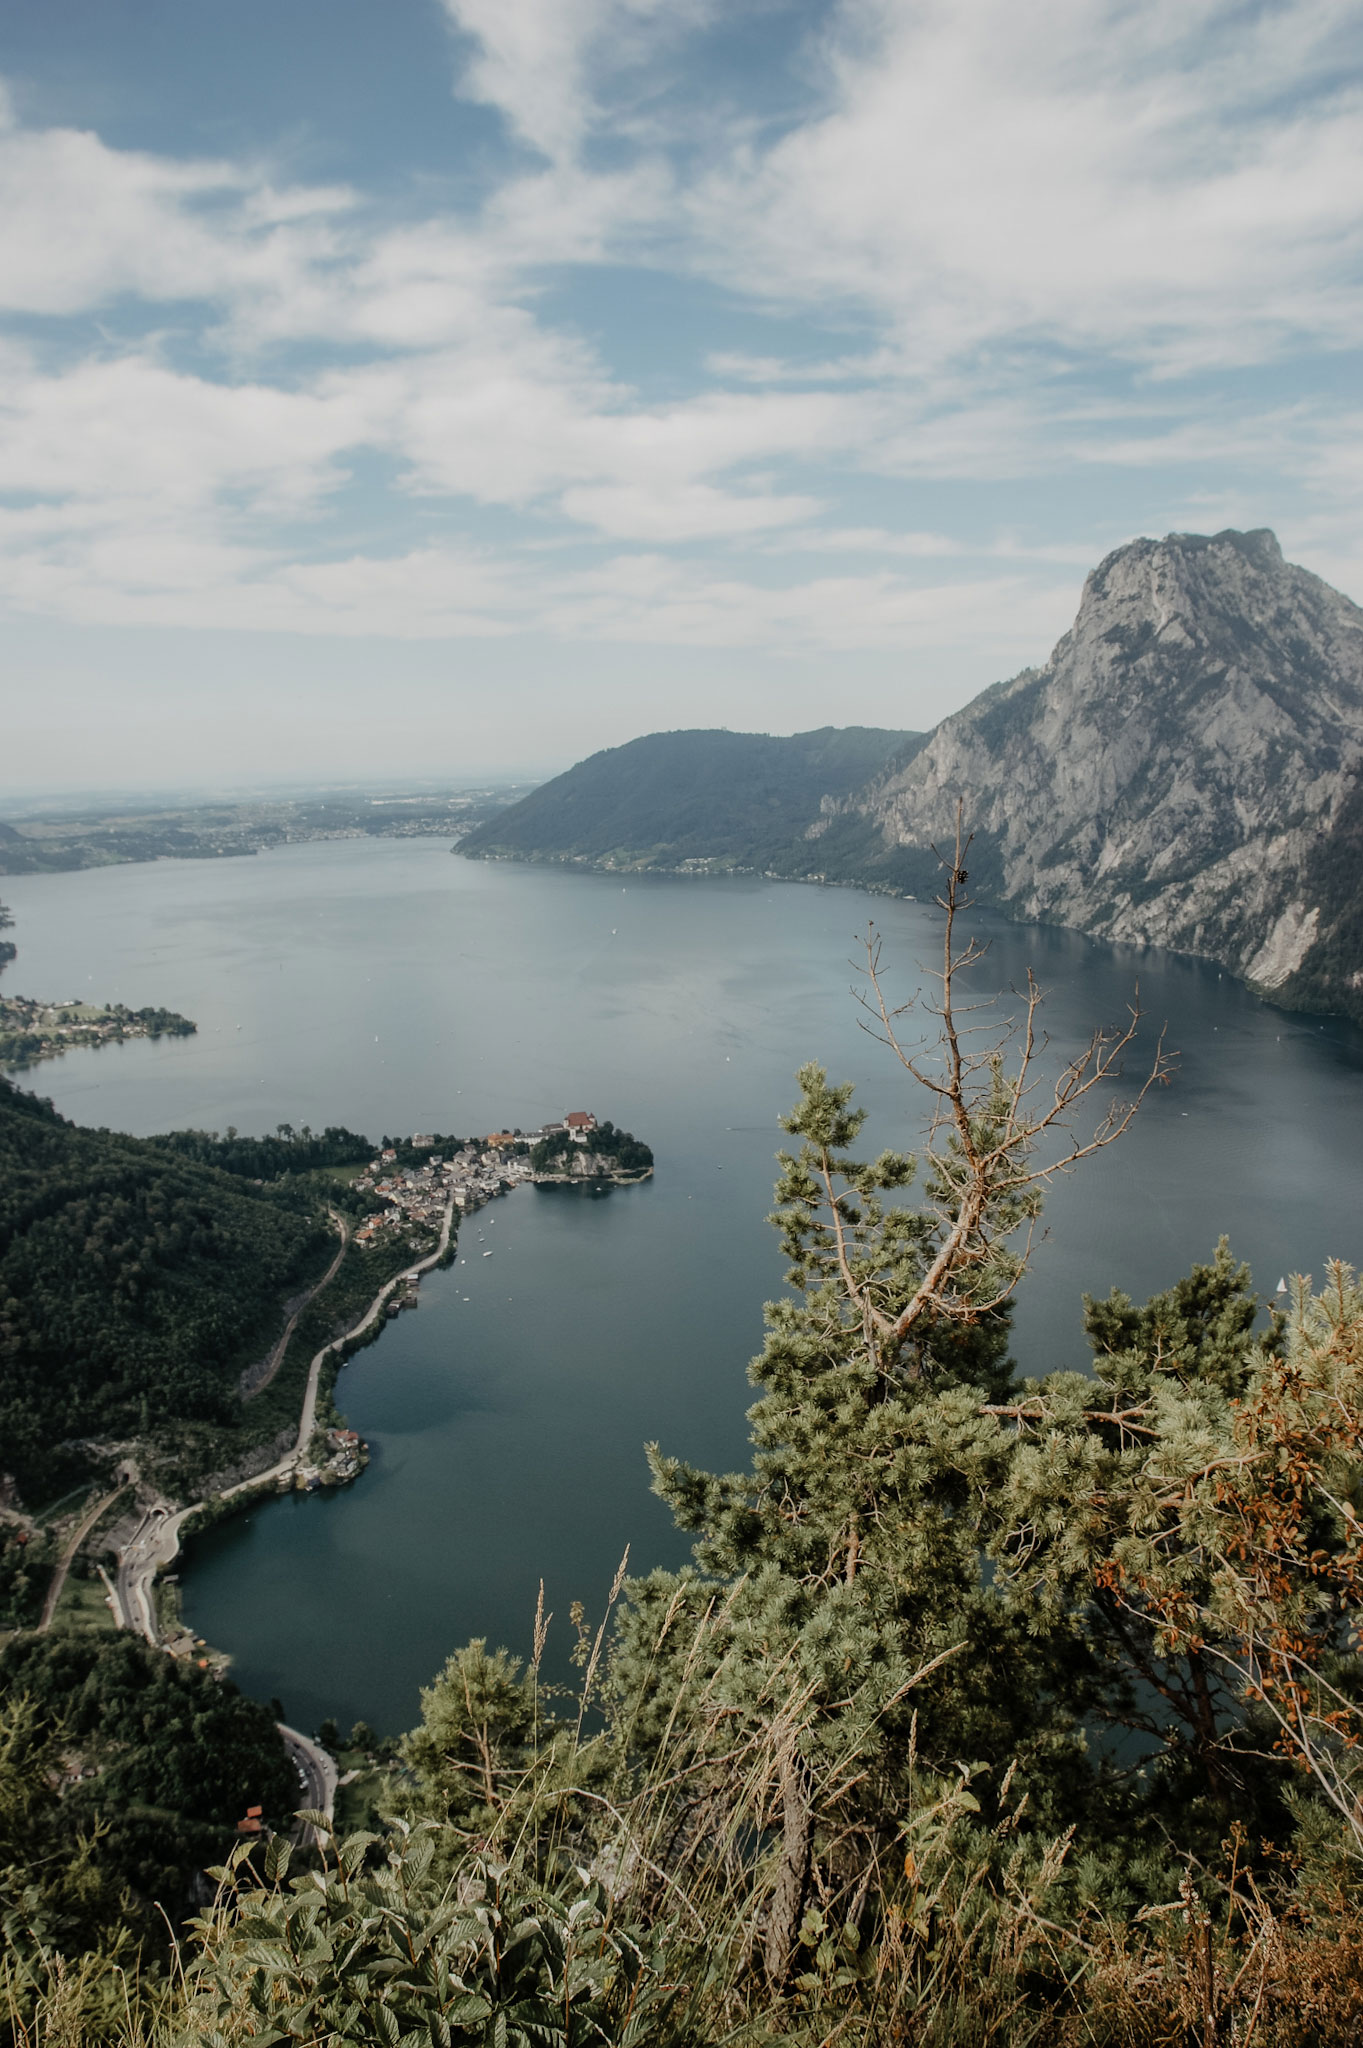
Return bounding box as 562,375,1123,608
2,0,1361,792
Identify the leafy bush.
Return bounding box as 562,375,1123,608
184,1825,680,2048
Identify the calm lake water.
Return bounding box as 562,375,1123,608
5,839,1363,1731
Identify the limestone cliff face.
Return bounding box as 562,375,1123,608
859,529,1363,995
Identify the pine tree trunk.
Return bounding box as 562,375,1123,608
764,1740,812,1984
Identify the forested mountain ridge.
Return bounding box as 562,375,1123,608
0,1079,359,1498
458,725,921,873
854,528,1363,1016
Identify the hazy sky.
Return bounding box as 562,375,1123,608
3,0,1362,794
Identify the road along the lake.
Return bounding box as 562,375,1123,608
114,1502,185,1636
113,1196,457,1646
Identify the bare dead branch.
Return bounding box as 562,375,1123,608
829,803,1173,1370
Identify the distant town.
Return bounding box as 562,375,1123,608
0,994,197,1070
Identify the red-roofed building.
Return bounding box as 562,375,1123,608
564,1110,596,1142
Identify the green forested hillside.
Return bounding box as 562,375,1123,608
459,725,920,872
0,1079,339,1496
0,1632,294,1953
152,1121,371,1183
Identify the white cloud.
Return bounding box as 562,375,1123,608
536,551,1077,654
0,354,369,513
439,0,705,163
685,0,1363,371
778,528,1106,565
327,352,863,534
1,0,1362,750
0,116,352,321
558,481,819,540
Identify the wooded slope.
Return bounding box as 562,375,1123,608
459,725,920,873
0,1079,346,1496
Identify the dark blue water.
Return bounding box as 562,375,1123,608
6,839,1362,1731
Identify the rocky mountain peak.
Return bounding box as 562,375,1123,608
860,529,1363,998
1086,525,1283,610
1041,528,1362,722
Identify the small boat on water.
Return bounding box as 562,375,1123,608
483,1250,494,1258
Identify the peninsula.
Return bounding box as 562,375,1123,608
106,1106,653,1655
0,898,196,1070
529,1113,654,1183
0,994,196,1070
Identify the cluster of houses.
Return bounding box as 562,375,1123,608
293,1427,364,1493
350,1113,599,1247
0,994,195,1069
351,1152,457,1246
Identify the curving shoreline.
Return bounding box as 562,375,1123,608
530,1163,653,1186
113,1194,457,1648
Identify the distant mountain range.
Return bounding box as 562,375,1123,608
460,528,1363,1024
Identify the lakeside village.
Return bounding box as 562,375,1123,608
262,1111,653,1496
0,1109,653,1668
349,1109,653,1256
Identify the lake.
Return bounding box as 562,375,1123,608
5,838,1362,1732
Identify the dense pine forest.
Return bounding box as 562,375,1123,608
0,1633,294,1960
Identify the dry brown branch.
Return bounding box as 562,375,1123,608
840,802,1172,1368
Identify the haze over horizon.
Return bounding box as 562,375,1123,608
3,0,1362,794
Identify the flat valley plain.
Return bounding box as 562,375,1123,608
6,836,1363,1731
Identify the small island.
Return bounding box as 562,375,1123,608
0,994,197,1070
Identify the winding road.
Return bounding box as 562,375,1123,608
285,1190,456,1462
278,1722,338,1838
39,1480,128,1630
240,1214,351,1398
